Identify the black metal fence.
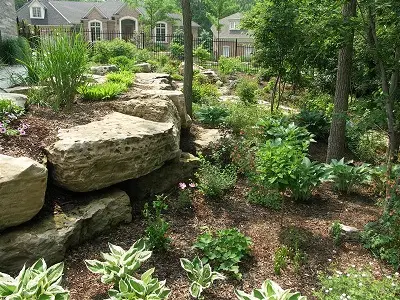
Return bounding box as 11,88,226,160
19,25,259,71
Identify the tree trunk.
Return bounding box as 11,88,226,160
326,0,357,163
181,0,193,117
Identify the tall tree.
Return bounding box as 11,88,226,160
181,0,193,117
326,0,357,162
204,0,238,39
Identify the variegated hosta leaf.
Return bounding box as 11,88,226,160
46,262,64,285
179,258,194,273
189,281,203,298
235,280,307,300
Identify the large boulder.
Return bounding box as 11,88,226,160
134,63,152,73
120,152,200,201
0,92,27,108
90,65,119,75
45,112,180,192
0,189,132,273
0,155,47,230
134,73,174,90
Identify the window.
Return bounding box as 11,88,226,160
223,46,230,57
89,21,102,41
31,7,42,18
155,22,167,42
229,21,238,30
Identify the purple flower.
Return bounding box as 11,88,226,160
0,122,3,128
22,123,29,129
17,128,26,135
178,182,187,189
189,183,196,188
0,127,6,134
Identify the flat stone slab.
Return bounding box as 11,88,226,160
194,127,223,153
134,73,173,90
0,189,132,273
0,92,27,108
45,112,180,192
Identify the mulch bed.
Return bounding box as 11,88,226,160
63,177,389,300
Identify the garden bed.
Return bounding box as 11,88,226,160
62,173,388,300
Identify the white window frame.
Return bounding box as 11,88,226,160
30,6,44,19
223,45,230,57
89,20,103,41
154,22,167,43
229,21,238,30
119,16,138,38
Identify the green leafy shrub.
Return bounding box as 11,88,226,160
0,258,70,299
20,31,88,110
193,45,211,64
326,158,371,193
296,109,330,140
218,56,242,76
299,92,333,117
196,157,237,199
0,36,30,65
143,195,171,250
247,186,282,210
135,49,152,63
92,39,137,63
331,221,342,246
192,81,220,104
235,279,307,300
170,42,184,60
109,55,137,72
107,268,171,300
0,99,26,136
180,256,225,299
193,228,252,278
78,82,127,101
236,78,258,104
194,105,229,127
106,71,134,87
85,239,152,284
349,130,387,164
314,268,400,300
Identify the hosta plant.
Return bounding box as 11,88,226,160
235,279,307,300
0,258,70,299
107,268,170,300
180,256,225,299
85,239,152,285
326,158,371,193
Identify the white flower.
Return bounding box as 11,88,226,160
336,271,343,275
362,273,367,277
395,272,399,277
328,276,332,279
392,283,396,287
325,289,329,294
328,258,332,262
329,288,333,291
359,282,362,286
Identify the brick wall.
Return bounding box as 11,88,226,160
0,0,18,39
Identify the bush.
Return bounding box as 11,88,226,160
192,81,220,104
0,258,70,299
20,32,88,110
135,49,152,63
193,228,252,278
92,39,137,63
108,55,137,71
194,105,229,127
106,71,134,87
196,157,237,199
314,267,400,300
236,78,258,104
0,36,30,65
78,82,127,101
218,56,242,76
170,42,184,60
348,129,387,164
296,109,330,140
193,45,211,64
326,158,371,193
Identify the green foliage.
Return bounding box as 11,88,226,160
235,279,307,300
78,82,127,101
331,221,342,246
194,105,229,127
349,130,387,164
192,81,220,104
85,239,152,285
106,71,135,87
0,258,69,299
107,268,170,300
218,56,242,76
193,228,252,278
193,46,211,64
180,256,225,299
296,109,330,141
204,0,238,38
314,268,400,300
143,195,171,250
247,186,282,210
170,42,184,60
136,49,152,63
0,37,30,65
326,159,371,194
109,56,138,72
92,39,137,63
19,32,88,110
196,157,237,199
236,78,258,104
273,245,289,275
0,99,24,122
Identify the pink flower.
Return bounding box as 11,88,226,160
189,183,196,188
17,128,26,135
0,127,6,133
178,182,187,189
22,123,29,129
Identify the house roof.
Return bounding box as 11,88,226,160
17,0,200,27
211,12,253,40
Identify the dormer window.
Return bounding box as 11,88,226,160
30,6,44,19
229,21,239,30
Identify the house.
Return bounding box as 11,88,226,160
16,0,200,42
0,0,18,38
211,12,254,58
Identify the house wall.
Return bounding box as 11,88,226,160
213,38,254,59
83,8,109,40
0,0,18,38
116,5,141,31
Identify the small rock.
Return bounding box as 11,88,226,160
90,65,119,75
134,63,152,73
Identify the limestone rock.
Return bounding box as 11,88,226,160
338,223,360,241
121,152,200,201
0,92,27,108
134,73,174,90
0,155,47,230
90,65,119,75
0,189,132,273
45,112,180,192
194,127,223,154
134,63,152,73
201,69,220,83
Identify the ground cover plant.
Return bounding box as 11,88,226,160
0,99,27,136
